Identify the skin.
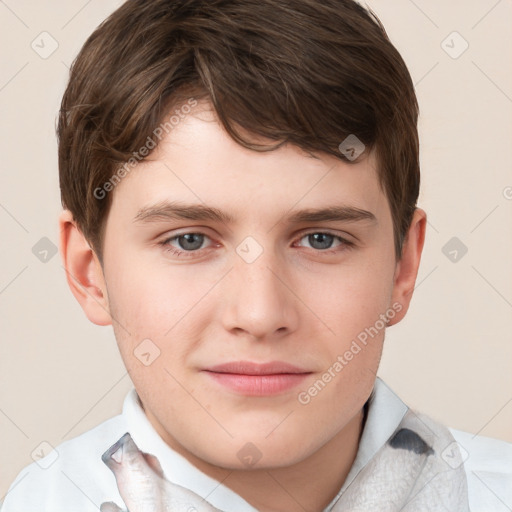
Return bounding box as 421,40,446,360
60,100,426,512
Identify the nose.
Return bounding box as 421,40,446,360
221,244,299,341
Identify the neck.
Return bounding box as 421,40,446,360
155,405,366,512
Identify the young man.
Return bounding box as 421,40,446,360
2,0,511,511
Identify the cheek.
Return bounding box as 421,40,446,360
105,255,218,381
302,257,395,336
105,249,205,333
295,255,395,396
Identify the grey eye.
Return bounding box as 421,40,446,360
176,233,205,251
305,233,336,250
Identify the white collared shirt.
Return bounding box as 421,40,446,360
2,377,511,511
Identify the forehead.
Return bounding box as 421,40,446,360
108,103,389,225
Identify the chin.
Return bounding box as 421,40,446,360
196,430,314,470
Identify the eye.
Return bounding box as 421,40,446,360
158,230,354,259
295,231,353,253
159,232,213,258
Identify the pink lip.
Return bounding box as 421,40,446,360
202,361,312,396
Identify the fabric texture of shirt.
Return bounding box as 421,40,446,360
2,377,511,511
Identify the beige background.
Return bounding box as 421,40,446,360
1,0,511,500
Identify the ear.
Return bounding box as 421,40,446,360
59,210,112,326
388,208,427,326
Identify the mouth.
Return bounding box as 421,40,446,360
202,361,312,396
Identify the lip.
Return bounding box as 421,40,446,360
205,361,309,375
202,361,312,396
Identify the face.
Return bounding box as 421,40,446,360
84,101,410,469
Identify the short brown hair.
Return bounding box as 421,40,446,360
58,0,419,261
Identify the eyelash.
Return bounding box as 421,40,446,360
158,230,354,258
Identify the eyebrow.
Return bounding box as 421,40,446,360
133,201,376,225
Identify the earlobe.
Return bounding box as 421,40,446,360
59,210,112,326
388,208,427,326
